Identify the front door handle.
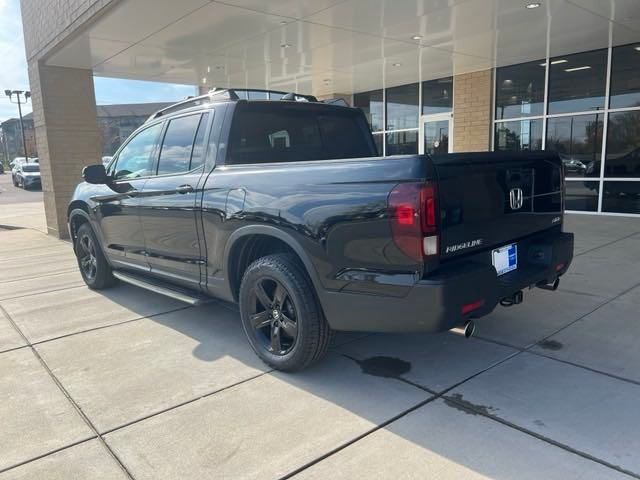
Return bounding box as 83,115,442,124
176,184,194,194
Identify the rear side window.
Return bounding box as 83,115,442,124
227,104,376,165
156,114,205,175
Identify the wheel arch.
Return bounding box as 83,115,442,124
224,225,325,305
67,203,91,249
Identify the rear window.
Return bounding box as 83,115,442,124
22,164,40,173
227,103,376,165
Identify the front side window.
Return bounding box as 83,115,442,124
112,123,163,180
156,114,202,176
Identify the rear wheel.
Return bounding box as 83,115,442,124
75,223,117,290
239,254,332,371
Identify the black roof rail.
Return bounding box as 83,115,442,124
146,88,320,123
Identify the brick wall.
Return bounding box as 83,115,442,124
29,64,101,238
453,70,493,152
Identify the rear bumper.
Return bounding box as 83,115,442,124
322,231,574,332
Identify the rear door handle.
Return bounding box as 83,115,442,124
176,184,194,194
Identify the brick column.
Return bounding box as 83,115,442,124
453,70,493,152
28,63,101,238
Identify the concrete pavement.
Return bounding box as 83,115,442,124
0,204,639,479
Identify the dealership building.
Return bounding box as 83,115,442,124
19,0,640,237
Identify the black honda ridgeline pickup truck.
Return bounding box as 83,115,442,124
68,89,573,371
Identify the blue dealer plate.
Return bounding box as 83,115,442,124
492,243,518,276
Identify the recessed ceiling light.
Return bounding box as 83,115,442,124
280,43,292,48
550,59,568,65
412,35,422,40
202,77,207,84
526,2,541,9
635,46,640,51
207,66,211,73
564,66,591,72
392,62,402,67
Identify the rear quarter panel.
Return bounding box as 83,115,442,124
201,155,432,297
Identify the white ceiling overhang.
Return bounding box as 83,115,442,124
45,0,640,95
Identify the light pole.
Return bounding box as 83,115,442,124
4,90,31,163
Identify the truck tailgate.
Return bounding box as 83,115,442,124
432,151,564,260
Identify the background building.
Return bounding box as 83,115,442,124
1,102,170,164
18,0,640,237
0,115,37,162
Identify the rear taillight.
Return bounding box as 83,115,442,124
389,182,439,262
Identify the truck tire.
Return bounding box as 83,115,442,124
75,223,117,290
239,253,332,371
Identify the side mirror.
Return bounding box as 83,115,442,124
83,164,108,184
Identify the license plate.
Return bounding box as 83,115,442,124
492,243,517,276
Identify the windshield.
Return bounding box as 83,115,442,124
22,164,40,173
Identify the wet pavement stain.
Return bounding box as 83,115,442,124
444,393,498,417
537,339,563,351
345,355,412,378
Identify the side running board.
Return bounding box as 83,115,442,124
113,271,210,306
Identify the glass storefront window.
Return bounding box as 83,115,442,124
354,90,383,132
610,44,640,109
495,60,545,119
494,119,543,151
565,181,599,211
546,114,603,177
602,182,640,214
548,49,607,114
422,77,453,115
386,83,419,130
386,130,418,156
605,111,640,178
372,133,383,156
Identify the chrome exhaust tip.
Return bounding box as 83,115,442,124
451,320,476,339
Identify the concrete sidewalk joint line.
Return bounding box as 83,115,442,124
0,304,136,480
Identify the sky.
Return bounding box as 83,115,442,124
0,0,196,123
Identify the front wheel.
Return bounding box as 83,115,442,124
239,254,332,372
75,223,117,290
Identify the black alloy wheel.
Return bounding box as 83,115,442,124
77,231,98,282
249,277,299,355
74,222,117,290
239,254,332,371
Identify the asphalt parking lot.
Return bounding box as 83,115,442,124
1,181,639,479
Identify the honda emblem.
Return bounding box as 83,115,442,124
509,188,524,210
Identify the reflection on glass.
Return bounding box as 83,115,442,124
546,114,603,177
602,182,640,214
610,44,640,109
386,83,419,130
495,60,545,119
565,181,599,211
548,49,607,114
494,119,543,151
605,111,640,178
386,130,418,156
372,133,383,156
422,77,453,115
354,90,383,132
423,120,449,155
